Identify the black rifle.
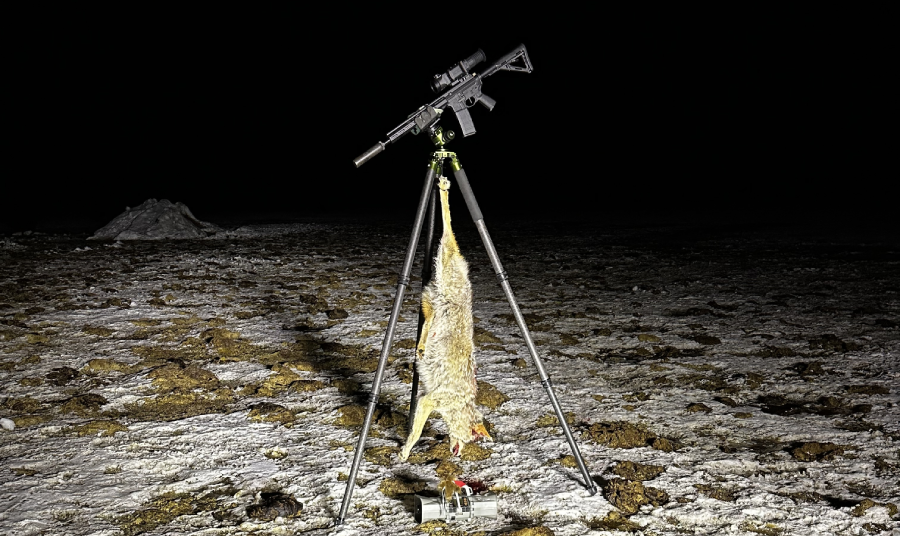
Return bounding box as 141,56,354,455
353,44,533,167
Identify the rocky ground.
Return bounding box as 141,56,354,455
0,217,898,535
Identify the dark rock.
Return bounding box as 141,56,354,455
246,492,302,521
46,367,79,386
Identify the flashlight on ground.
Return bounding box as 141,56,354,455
414,482,498,523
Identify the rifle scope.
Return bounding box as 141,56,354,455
431,49,486,93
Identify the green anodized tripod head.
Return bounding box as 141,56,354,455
428,125,455,148
427,123,461,173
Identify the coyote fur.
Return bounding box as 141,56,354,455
399,176,492,462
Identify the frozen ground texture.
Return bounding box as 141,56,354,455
0,218,898,536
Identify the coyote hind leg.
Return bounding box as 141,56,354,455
417,292,434,358
400,393,435,461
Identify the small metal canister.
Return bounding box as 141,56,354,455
414,484,498,522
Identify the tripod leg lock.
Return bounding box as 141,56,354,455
540,378,554,389
495,270,509,283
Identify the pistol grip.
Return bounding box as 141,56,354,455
478,93,496,111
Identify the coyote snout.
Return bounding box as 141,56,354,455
399,176,492,462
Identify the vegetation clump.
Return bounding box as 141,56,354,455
149,363,219,392
686,403,712,413
68,420,128,437
694,484,737,502
60,393,108,416
580,420,678,451
845,384,889,395
256,363,302,397
334,404,367,427
319,342,379,373
739,521,784,535
247,403,294,425
124,389,234,421
201,328,263,361
851,498,898,517
476,381,510,409
584,511,642,532
407,441,453,465
289,379,326,392
1,396,42,413
791,442,846,462
460,441,493,461
379,475,427,498
552,455,578,468
604,478,669,514
500,527,555,536
613,461,665,481
82,359,139,374
536,412,576,428
12,414,53,428
364,445,399,466
334,404,405,430
473,326,502,345
82,326,114,337
117,489,234,536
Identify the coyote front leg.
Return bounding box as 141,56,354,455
399,393,435,461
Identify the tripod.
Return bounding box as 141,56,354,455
336,127,597,525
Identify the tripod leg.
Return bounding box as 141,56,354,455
336,165,439,525
451,163,599,496
408,182,438,432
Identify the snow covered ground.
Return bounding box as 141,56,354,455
0,218,898,535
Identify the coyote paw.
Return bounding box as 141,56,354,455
438,177,451,191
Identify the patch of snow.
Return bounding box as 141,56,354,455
0,238,25,250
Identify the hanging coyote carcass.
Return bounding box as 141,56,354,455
399,176,492,462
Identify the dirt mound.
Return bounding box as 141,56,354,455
90,199,221,240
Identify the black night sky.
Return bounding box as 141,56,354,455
4,8,889,235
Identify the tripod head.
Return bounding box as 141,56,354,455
410,105,456,148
